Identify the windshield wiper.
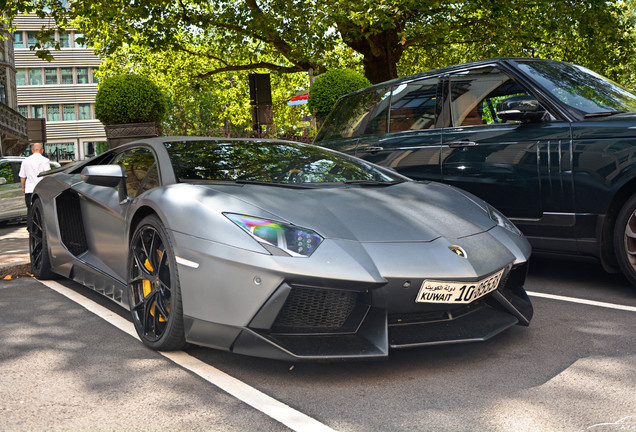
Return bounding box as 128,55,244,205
585,111,626,118
234,179,314,189
342,179,406,186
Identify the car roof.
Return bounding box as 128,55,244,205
342,57,571,96
0,156,61,167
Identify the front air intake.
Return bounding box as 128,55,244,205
56,191,88,256
271,286,359,333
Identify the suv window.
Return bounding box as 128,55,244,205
114,148,159,198
314,86,392,141
449,68,537,127
389,77,438,132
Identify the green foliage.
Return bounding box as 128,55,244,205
308,69,371,118
95,74,167,125
396,0,636,87
97,45,316,138
6,0,636,106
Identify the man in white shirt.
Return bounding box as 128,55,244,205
19,142,51,218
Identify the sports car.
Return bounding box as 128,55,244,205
29,137,532,361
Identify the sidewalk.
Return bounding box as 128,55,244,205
0,222,31,279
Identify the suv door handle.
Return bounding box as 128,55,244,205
448,140,477,148
361,146,384,152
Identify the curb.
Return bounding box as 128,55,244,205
0,262,32,279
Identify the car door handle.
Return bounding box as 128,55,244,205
448,141,477,148
361,146,384,152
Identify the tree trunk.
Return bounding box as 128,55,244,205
340,26,405,84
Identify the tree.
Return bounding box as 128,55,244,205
96,44,318,137
4,0,635,84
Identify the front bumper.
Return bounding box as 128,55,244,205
173,227,532,361
180,253,532,361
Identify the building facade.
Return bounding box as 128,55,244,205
13,14,106,162
0,24,29,156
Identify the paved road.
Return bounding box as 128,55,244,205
1,255,634,431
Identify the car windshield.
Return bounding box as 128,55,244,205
515,60,636,115
163,139,401,185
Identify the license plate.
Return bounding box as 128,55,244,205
416,269,505,304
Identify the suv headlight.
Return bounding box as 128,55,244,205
487,205,521,236
225,213,323,257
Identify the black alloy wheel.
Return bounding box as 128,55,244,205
614,194,636,288
128,215,186,350
29,199,55,279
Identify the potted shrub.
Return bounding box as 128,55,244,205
95,74,167,148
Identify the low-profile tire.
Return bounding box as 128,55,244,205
128,215,186,351
614,194,636,287
29,199,55,280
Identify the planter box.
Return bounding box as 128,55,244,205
105,122,161,148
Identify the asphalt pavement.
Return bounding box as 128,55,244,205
1,221,634,431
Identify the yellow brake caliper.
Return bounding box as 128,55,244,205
142,250,168,322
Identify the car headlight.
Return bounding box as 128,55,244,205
225,213,323,257
487,205,522,236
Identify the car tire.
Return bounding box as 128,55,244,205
128,215,186,351
29,199,56,280
614,194,636,287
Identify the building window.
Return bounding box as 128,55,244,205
32,105,44,118
74,32,86,48
18,106,28,117
76,68,89,84
16,69,26,86
46,143,75,162
27,32,38,48
92,67,99,84
59,31,71,48
45,68,58,84
78,103,91,120
13,32,24,49
85,141,108,158
61,68,73,84
29,68,42,85
63,104,76,121
47,104,60,121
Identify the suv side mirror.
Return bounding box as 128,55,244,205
497,95,546,122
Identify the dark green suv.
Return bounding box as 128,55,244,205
314,58,636,287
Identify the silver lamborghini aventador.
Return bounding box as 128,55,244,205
29,137,532,360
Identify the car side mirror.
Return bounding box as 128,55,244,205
81,165,128,204
497,95,546,122
0,177,6,185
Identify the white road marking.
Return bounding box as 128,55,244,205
40,280,337,432
527,291,636,312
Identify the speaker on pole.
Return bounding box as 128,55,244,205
249,73,273,134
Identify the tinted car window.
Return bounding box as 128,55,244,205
449,68,539,127
389,77,438,132
164,140,400,184
115,148,159,198
516,60,636,115
0,162,17,183
314,86,392,141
